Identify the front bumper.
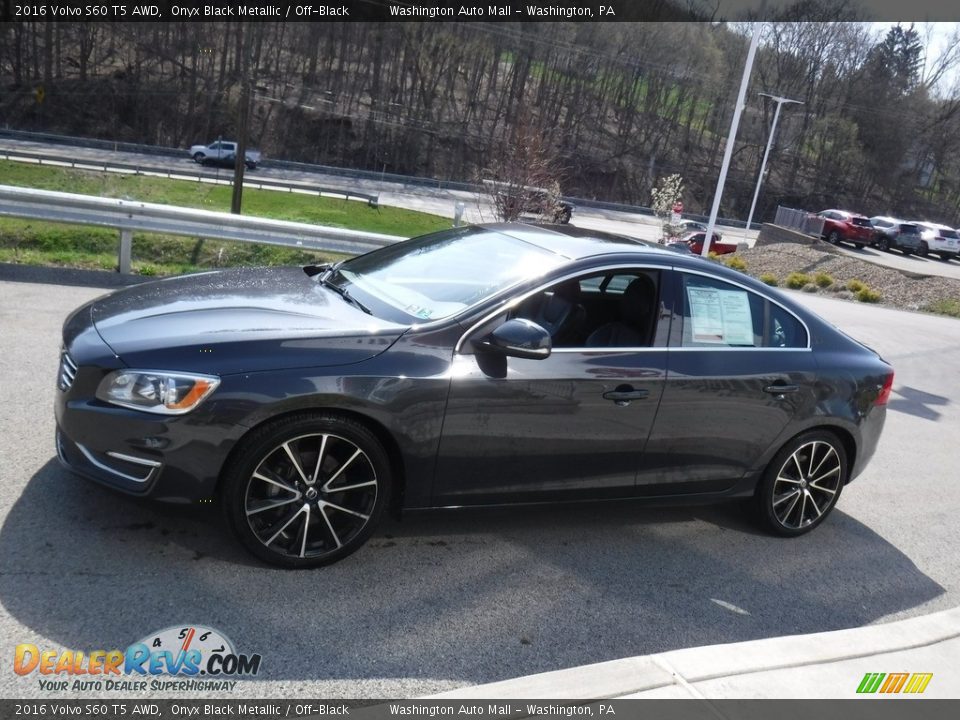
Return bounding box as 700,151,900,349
54,319,242,504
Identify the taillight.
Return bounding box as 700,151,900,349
875,372,894,406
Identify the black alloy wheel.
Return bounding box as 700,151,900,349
756,430,847,537
193,153,205,163
222,414,392,568
828,230,840,244
878,236,890,252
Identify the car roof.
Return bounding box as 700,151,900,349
488,222,672,260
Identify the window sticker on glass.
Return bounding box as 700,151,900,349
686,286,755,346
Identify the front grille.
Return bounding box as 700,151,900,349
58,351,77,392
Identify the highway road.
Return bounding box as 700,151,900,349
0,267,958,699
8,137,960,282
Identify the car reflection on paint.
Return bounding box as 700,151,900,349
55,223,893,568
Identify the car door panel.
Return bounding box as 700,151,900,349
433,349,667,505
638,270,817,494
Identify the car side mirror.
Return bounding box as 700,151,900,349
474,319,552,360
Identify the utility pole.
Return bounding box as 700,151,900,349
745,93,804,231
231,25,254,215
701,23,762,257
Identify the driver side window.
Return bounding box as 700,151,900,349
512,270,662,349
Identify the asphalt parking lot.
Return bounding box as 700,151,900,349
1,269,959,699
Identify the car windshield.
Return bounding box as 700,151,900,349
329,227,564,323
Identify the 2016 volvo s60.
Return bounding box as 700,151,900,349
55,224,893,568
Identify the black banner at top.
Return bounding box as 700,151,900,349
2,0,960,22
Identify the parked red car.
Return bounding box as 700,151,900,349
683,231,738,256
815,209,874,248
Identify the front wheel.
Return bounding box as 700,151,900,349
878,236,890,252
828,230,840,245
755,430,847,537
193,153,205,163
222,413,392,568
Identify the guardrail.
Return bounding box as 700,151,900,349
0,185,404,273
0,128,754,228
0,148,381,207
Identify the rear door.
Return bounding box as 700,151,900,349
639,269,817,495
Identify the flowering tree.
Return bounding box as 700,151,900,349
651,174,684,240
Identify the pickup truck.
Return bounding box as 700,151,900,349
188,140,260,170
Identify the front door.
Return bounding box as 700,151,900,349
432,268,671,506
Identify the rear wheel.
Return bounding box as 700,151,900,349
755,430,847,537
192,152,205,163
222,413,392,568
828,230,840,245
878,236,890,252
920,242,929,257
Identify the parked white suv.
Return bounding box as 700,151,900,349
913,222,959,261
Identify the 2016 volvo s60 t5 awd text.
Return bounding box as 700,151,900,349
55,224,893,567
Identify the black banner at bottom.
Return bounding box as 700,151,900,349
1,700,957,720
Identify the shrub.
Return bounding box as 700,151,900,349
923,298,960,318
847,279,866,293
725,255,747,271
136,263,158,276
708,251,720,260
814,272,834,288
856,286,881,303
801,283,818,293
759,273,778,287
785,272,811,289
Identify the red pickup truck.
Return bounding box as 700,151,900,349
815,209,874,248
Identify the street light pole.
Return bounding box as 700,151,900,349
745,93,804,231
701,23,762,257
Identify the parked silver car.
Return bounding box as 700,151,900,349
868,217,923,255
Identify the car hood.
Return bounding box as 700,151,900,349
90,266,408,374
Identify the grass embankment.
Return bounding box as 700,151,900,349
0,160,450,275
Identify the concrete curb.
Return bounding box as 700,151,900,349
429,606,960,699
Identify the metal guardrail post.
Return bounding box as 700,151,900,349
118,229,133,274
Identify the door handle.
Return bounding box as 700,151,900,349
763,384,800,395
603,387,649,406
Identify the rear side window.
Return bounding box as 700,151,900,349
852,218,871,227
941,229,958,239
678,274,807,349
900,224,920,234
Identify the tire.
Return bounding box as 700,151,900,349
828,230,840,245
193,153,205,163
903,249,913,256
222,413,392,568
942,254,956,262
920,242,929,257
246,162,257,170
755,430,847,537
878,236,890,252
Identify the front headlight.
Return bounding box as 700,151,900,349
96,370,220,415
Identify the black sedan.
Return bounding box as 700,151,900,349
55,224,893,568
